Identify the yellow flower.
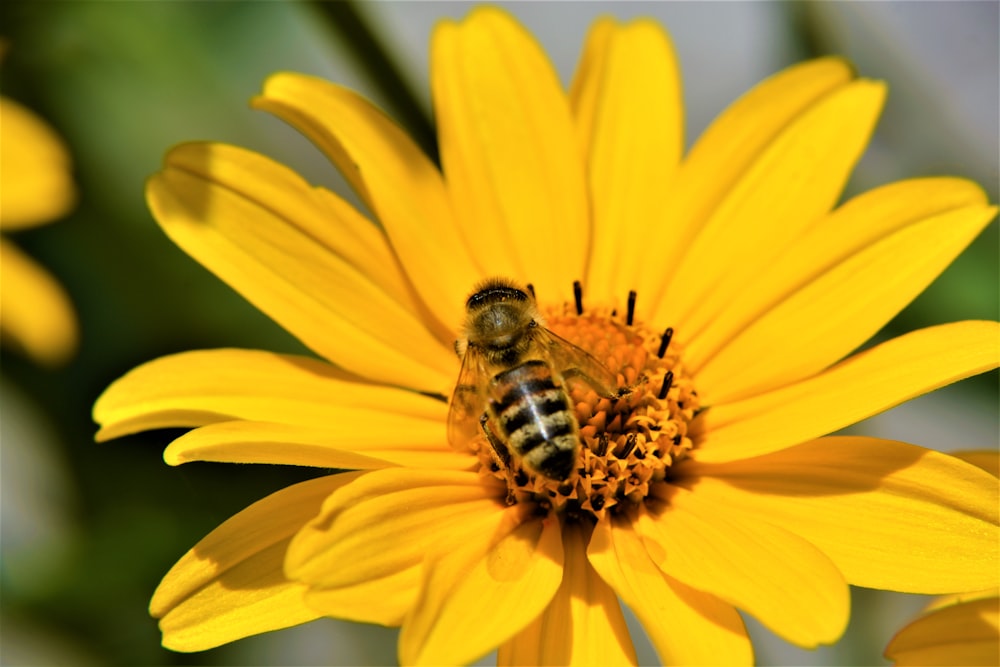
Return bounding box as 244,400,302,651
1,85,77,365
884,451,999,667
94,8,1000,665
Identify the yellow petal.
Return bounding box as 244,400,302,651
498,521,637,666
694,321,1000,463
567,17,614,164
313,184,455,344
924,587,998,613
587,516,753,665
93,348,446,442
636,56,854,307
286,469,505,626
163,420,469,470
653,79,886,332
639,486,848,647
0,238,77,365
253,73,478,330
680,437,1000,593
885,597,999,666
152,473,360,651
950,450,1000,478
686,177,992,378
695,201,997,403
146,142,455,391
432,6,588,296
568,18,683,305
303,567,418,627
0,97,75,229
400,506,563,666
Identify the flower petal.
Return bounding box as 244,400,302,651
152,473,360,651
693,321,1000,463
569,18,683,305
286,469,505,627
432,6,588,296
400,507,563,666
686,177,992,382
588,516,753,666
0,238,77,365
636,56,854,309
567,17,613,164
498,521,637,666
163,420,469,470
693,199,997,402
639,486,848,647
93,348,446,441
253,73,478,330
653,78,886,332
950,450,1000,478
301,568,417,628
0,97,75,229
680,437,1000,593
884,597,999,667
146,142,455,391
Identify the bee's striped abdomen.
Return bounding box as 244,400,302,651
488,360,580,481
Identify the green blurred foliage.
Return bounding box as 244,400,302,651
0,1,995,666
1,2,368,664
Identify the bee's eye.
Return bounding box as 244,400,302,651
528,320,538,328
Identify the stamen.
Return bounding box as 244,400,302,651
658,371,674,400
573,281,583,315
526,283,536,300
615,433,637,458
626,291,637,326
595,433,609,457
657,327,674,358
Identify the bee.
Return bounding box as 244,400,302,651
447,278,621,482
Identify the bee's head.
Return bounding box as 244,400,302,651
463,278,541,350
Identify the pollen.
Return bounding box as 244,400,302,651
474,290,700,521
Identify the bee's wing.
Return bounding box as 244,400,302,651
447,347,491,453
537,327,619,398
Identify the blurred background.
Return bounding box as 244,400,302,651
0,1,996,665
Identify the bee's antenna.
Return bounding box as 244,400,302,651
657,370,674,400
657,327,673,358
573,281,583,315
526,283,536,300
626,290,637,326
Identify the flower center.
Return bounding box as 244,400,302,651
473,288,700,521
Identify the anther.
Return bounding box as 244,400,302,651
657,327,674,358
595,433,609,457
658,371,674,400
526,283,536,300
615,433,638,458
573,281,583,315
626,290,637,326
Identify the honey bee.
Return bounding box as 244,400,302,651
447,278,621,482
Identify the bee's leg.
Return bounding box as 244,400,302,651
480,413,512,469
480,413,516,502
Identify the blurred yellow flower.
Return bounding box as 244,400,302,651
0,87,77,365
885,451,999,667
95,7,999,665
